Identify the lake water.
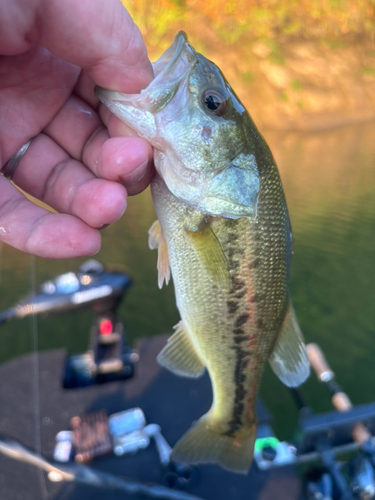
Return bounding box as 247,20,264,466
0,120,374,441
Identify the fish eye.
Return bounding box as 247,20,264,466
202,89,228,117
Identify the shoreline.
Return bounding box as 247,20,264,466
145,33,375,132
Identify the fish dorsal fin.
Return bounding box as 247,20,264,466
269,302,310,387
157,320,205,378
148,220,171,289
186,219,228,285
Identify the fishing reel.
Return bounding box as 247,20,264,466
254,343,375,500
350,456,375,499
306,456,375,500
307,472,334,500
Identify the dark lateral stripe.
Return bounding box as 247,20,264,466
231,278,246,291
235,313,249,328
233,335,248,344
234,289,246,300
225,346,249,436
227,299,240,314
227,246,236,259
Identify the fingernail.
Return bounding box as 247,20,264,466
121,160,149,186
113,201,127,222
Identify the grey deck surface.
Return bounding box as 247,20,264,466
0,335,304,500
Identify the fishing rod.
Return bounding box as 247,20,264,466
256,343,375,499
288,383,350,500
288,380,354,500
307,343,375,500
0,436,205,500
307,344,374,450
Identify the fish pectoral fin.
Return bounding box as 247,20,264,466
172,415,256,474
186,219,228,285
148,220,171,289
157,320,205,378
269,301,310,387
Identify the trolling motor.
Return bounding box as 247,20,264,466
0,260,138,388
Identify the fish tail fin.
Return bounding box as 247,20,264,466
171,415,256,474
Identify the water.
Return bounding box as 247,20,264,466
261,121,375,438
0,120,374,444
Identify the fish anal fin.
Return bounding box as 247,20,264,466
186,219,228,285
148,220,171,289
172,415,256,474
269,302,310,387
157,321,205,378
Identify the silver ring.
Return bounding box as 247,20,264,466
1,137,36,180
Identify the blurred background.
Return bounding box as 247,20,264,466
125,0,375,130
1,0,375,456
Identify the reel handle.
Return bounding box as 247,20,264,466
306,343,371,446
306,343,335,382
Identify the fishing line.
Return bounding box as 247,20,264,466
30,255,49,500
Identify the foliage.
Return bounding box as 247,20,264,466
122,0,375,47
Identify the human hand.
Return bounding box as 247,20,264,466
0,0,154,258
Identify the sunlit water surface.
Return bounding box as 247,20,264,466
0,121,374,441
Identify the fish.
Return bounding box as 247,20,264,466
95,31,310,474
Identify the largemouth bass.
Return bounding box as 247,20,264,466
95,31,309,474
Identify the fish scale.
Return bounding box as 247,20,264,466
95,30,310,474
152,167,287,433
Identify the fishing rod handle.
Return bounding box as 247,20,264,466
307,343,354,410
307,344,352,411
329,394,372,445
332,393,371,445
332,392,352,412
352,424,372,446
306,343,371,445
306,343,335,382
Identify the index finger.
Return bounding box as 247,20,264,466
0,0,153,93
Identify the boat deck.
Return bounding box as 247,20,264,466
0,335,305,500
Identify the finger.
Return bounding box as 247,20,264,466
41,95,154,194
43,94,103,161
96,104,155,194
98,137,154,196
0,45,79,163
12,134,127,228
73,71,99,110
81,128,154,196
1,0,154,92
0,176,101,259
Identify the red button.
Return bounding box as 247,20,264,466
99,319,113,335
